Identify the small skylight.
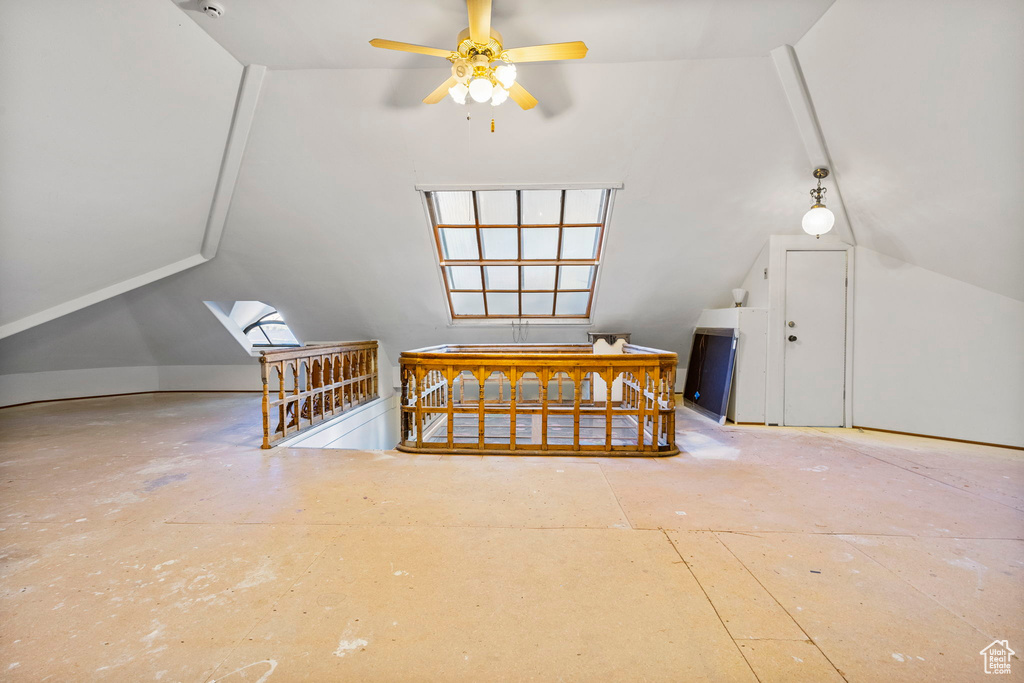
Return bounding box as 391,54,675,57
424,188,613,320
205,300,301,354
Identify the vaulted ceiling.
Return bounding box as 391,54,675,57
0,0,1020,376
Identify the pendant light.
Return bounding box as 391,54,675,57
802,168,835,238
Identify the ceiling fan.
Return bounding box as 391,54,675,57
369,0,587,109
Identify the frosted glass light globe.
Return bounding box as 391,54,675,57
802,205,835,236
448,82,468,105
490,87,509,106
494,63,517,89
468,78,494,103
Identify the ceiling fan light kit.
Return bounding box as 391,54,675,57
369,0,587,110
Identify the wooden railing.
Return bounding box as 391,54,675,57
260,341,379,448
398,343,678,456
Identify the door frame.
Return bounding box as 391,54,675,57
764,235,855,428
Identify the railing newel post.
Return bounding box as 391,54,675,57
260,354,271,449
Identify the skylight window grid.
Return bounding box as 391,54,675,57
427,188,610,319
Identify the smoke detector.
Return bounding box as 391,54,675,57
199,1,224,18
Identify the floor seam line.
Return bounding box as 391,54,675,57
712,531,849,682
660,528,763,683
596,462,634,530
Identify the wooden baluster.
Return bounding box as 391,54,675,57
572,368,581,451
557,374,564,404
540,368,549,451
317,356,324,421
354,352,360,405
277,362,286,438
446,367,455,448
290,362,300,433
477,367,486,449
335,353,343,413
305,361,313,427
401,365,409,443
605,366,614,450
371,345,377,398
663,362,671,454
637,370,648,450
347,352,353,409
652,366,662,448
415,366,424,448
509,369,518,451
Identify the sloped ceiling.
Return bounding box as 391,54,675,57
0,0,242,328
796,0,1024,300
1,0,1021,377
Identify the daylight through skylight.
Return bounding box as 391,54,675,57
425,189,613,319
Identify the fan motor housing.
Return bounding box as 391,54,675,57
456,27,504,59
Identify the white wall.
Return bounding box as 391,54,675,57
0,0,242,329
852,246,1024,448
739,242,770,308
0,340,397,407
0,365,260,408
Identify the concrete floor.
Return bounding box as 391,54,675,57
0,393,1021,682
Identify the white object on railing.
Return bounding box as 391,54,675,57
591,338,625,402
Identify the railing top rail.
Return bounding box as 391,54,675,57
400,343,676,363
260,340,378,363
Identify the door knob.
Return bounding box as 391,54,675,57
788,335,798,342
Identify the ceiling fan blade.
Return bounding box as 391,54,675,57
467,0,492,45
424,77,458,104
504,41,588,63
508,82,538,110
369,39,453,59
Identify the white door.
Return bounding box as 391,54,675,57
783,250,847,426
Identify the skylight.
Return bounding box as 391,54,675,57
425,188,613,320
204,300,301,354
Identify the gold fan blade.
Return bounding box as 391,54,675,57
503,41,588,63
369,39,453,59
467,0,492,45
424,77,458,104
508,81,538,110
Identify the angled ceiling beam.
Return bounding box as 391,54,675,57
202,64,266,259
0,65,266,340
0,254,208,339
771,44,857,245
